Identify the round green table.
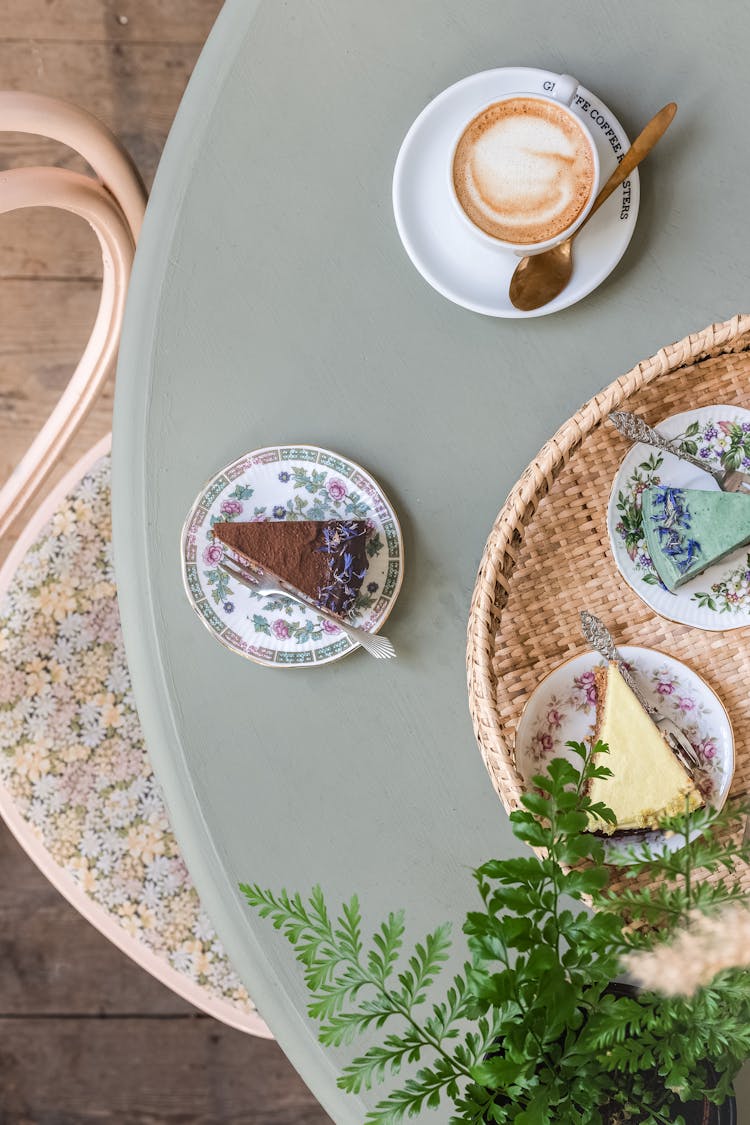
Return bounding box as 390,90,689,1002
113,2,750,1120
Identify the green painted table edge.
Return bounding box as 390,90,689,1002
111,1,362,1120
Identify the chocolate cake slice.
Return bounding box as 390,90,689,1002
212,519,370,618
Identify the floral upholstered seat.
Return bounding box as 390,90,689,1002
0,451,268,1033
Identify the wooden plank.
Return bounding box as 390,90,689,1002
0,277,100,358
0,207,101,281
0,824,196,1016
0,278,113,563
0,279,107,466
2,0,222,44
0,40,206,185
0,1016,332,1123
0,35,206,279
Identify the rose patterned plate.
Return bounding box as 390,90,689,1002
515,646,734,858
607,405,750,631
181,445,403,667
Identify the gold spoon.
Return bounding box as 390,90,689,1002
509,102,677,312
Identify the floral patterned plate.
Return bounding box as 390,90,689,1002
607,405,750,630
515,646,734,858
181,445,403,667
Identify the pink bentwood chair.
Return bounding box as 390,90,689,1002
0,93,269,1035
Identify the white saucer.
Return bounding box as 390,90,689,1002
515,646,733,859
392,67,640,318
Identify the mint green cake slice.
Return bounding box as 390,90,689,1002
641,485,750,591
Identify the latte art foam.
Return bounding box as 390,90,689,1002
452,97,595,245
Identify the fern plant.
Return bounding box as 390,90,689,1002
241,744,750,1124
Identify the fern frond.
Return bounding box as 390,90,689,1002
367,911,406,985
307,967,366,1022
364,1058,460,1123
423,969,471,1042
335,894,363,959
396,923,452,1008
338,1027,425,1093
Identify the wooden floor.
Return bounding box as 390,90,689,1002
0,4,331,1121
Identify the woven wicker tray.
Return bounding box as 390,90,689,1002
467,314,750,852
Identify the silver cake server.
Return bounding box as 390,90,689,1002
579,610,700,777
609,410,750,493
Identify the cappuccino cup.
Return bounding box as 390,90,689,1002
450,76,600,255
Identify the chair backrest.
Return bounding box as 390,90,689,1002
0,92,147,540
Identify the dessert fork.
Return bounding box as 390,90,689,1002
218,558,396,660
609,411,750,493
579,611,701,777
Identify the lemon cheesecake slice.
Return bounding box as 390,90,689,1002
587,661,703,834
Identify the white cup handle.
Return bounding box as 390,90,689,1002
543,73,579,106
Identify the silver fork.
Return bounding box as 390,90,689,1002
579,611,701,777
609,411,750,493
218,558,396,660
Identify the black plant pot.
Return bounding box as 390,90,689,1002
482,1080,737,1123
677,1092,736,1124
600,1090,736,1123
600,983,737,1124
481,980,737,1123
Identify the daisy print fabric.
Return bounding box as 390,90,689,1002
0,456,255,1018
